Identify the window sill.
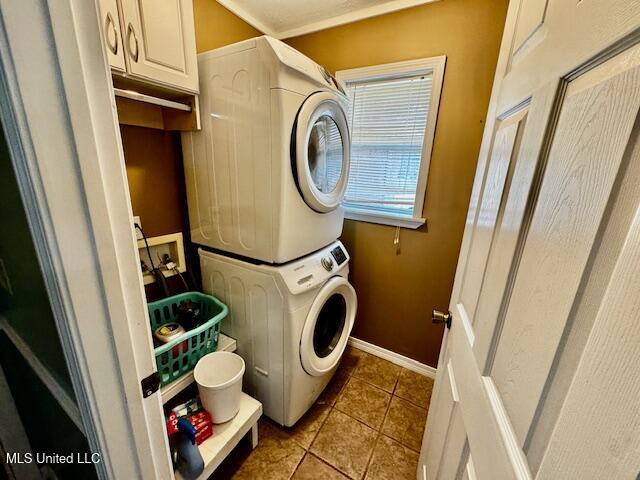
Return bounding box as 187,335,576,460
344,208,426,229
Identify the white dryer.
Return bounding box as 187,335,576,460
183,36,351,264
199,241,356,426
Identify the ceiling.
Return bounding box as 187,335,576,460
216,0,439,39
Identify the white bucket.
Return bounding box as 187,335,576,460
194,351,245,424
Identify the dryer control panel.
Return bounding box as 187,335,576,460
278,241,350,295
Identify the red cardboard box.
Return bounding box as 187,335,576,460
195,423,213,445
166,410,213,445
166,411,179,436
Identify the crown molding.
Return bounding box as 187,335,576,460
217,0,440,39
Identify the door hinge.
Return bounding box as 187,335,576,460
141,372,161,398
432,309,452,329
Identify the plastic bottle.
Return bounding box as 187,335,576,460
174,418,204,479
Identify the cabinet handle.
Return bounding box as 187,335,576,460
126,22,139,63
104,11,118,55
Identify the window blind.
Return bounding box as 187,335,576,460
344,73,433,217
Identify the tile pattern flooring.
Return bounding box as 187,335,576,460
211,346,434,480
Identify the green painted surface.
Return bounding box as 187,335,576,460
0,130,73,395
0,334,97,479
0,127,96,478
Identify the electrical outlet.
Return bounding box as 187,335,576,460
136,233,186,286
0,258,13,295
133,216,143,240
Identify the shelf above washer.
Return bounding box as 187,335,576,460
161,333,237,403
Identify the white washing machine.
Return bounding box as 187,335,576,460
199,241,356,426
182,36,351,264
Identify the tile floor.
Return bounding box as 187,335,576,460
211,346,434,480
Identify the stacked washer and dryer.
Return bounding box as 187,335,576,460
182,36,357,426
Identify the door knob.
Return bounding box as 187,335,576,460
432,310,452,329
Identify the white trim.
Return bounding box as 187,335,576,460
336,56,446,84
458,302,476,347
336,56,446,229
466,457,478,480
446,359,460,403
0,0,172,478
348,336,437,378
0,317,84,434
344,207,426,229
216,0,440,40
483,377,532,479
113,88,192,112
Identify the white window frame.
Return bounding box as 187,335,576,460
336,55,446,229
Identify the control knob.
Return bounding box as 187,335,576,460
321,256,334,272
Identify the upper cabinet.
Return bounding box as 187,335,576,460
98,0,199,94
99,0,126,73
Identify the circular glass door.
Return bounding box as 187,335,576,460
313,293,346,358
307,116,344,195
294,92,350,213
300,277,357,376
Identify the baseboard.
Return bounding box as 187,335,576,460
347,336,437,379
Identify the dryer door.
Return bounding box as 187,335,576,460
300,276,357,376
293,91,350,213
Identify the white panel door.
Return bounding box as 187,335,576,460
419,1,640,479
119,0,199,93
97,0,126,72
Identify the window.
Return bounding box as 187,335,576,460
336,56,446,229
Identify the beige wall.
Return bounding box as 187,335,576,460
286,0,508,366
122,2,259,233
122,2,260,300
193,0,261,52
186,0,507,366
124,1,259,235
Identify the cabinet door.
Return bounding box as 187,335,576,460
97,0,126,72
119,0,199,93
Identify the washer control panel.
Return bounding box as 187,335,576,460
331,245,347,266
278,241,350,295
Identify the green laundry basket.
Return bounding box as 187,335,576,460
147,291,228,387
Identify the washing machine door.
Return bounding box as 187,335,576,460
300,276,357,376
293,91,351,213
